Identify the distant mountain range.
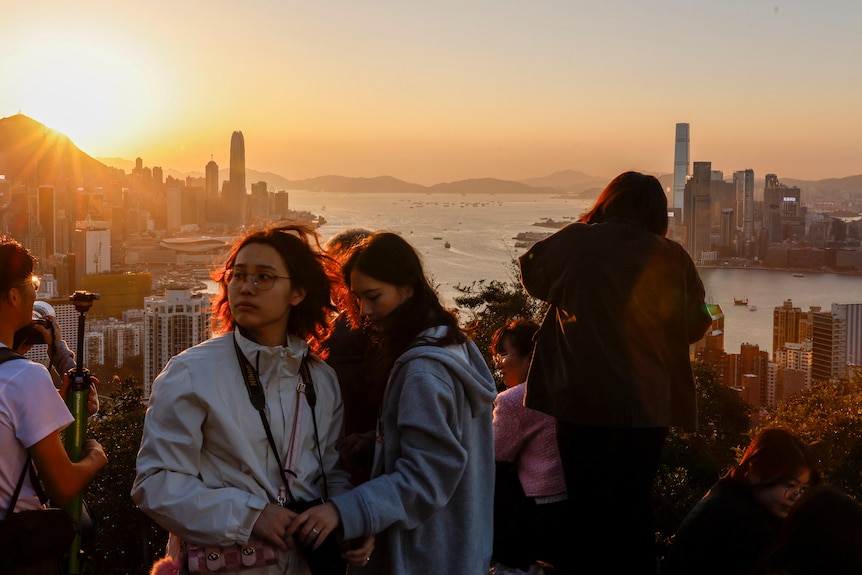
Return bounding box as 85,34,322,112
3,114,862,199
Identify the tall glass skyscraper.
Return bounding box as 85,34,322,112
224,131,246,228
673,123,690,216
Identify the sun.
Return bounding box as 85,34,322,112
6,37,156,153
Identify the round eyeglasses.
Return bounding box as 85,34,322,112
783,483,809,501
493,353,522,367
225,269,290,291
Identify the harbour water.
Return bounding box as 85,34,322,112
253,190,862,357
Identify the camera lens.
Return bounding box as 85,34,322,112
32,301,55,320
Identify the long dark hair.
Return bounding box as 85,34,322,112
342,232,465,370
579,171,668,236
211,224,336,352
491,318,539,358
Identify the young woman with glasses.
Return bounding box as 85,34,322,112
133,225,373,574
664,427,819,575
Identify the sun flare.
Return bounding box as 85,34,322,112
7,37,156,153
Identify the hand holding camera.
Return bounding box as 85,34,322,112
12,300,56,352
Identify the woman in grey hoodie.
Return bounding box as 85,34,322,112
288,232,497,575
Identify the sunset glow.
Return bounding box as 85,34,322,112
2,1,861,183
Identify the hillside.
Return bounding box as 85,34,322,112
0,114,120,187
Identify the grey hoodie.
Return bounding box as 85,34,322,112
331,326,496,575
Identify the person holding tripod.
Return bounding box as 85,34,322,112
0,239,107,574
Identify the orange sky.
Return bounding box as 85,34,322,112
2,1,861,184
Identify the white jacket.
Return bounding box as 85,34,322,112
132,330,350,574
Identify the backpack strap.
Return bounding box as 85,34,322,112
0,347,25,365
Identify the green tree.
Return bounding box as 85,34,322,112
454,263,545,370
86,376,166,574
760,375,862,499
654,362,753,556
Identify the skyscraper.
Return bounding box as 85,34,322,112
732,169,755,245
832,303,862,368
37,185,55,255
684,161,712,260
812,310,846,382
205,158,220,224
773,299,804,356
673,123,690,215
143,288,211,399
224,131,247,228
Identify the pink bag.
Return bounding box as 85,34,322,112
186,540,279,574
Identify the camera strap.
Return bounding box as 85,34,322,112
233,334,329,507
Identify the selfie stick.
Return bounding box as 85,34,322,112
64,291,100,575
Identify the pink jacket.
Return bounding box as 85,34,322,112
493,383,567,498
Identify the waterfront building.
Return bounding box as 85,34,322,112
673,123,690,216
773,299,804,356
683,161,712,261
272,190,290,220
733,169,755,244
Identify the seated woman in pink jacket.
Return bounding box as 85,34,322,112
491,319,569,575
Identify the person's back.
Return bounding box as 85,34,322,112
519,171,711,574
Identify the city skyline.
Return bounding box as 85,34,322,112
2,1,861,185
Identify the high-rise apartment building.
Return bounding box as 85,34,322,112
811,310,846,382
74,224,111,280
736,343,771,406
831,302,862,368
143,288,211,399
773,299,804,356
774,340,813,395
205,158,220,223
673,123,690,215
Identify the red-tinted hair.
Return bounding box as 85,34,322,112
211,224,336,352
491,318,539,358
729,427,819,487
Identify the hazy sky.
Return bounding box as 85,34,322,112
2,1,860,184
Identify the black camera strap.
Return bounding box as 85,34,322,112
233,334,329,506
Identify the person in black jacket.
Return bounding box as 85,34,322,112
664,428,818,575
519,171,712,574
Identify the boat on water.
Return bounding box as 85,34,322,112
444,241,451,249
734,297,749,305
749,305,758,311
792,273,804,277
